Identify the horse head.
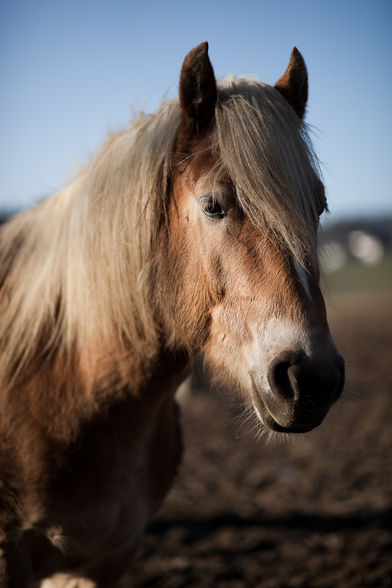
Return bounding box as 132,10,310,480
160,43,344,434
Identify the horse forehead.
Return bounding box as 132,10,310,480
176,137,221,186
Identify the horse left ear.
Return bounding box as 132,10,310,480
275,47,308,119
179,42,217,132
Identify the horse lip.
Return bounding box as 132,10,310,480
250,376,321,434
253,396,314,434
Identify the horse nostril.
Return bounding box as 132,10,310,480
264,350,345,431
268,350,345,405
267,350,305,400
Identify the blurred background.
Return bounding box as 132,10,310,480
1,0,391,286
1,1,391,586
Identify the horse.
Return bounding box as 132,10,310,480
0,42,345,587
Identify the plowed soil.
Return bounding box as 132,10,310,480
129,289,392,587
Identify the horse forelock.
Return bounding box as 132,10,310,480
212,77,324,267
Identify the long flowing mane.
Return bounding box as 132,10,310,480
0,77,322,396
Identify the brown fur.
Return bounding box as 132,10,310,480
0,44,343,586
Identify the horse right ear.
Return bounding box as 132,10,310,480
179,42,217,133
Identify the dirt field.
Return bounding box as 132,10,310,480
129,281,392,587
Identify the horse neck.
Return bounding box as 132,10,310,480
0,186,190,445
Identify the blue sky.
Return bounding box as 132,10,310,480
0,0,391,221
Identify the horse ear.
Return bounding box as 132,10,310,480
179,42,217,132
275,47,308,119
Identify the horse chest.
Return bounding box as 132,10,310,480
50,396,182,546
9,395,182,581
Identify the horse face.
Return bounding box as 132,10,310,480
168,43,344,434
170,146,344,433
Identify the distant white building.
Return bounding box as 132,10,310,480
348,230,385,265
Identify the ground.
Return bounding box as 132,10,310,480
129,266,392,588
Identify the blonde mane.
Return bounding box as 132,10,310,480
0,77,322,392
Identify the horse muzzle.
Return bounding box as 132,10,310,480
252,350,345,433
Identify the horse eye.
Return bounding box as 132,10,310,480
200,195,226,220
